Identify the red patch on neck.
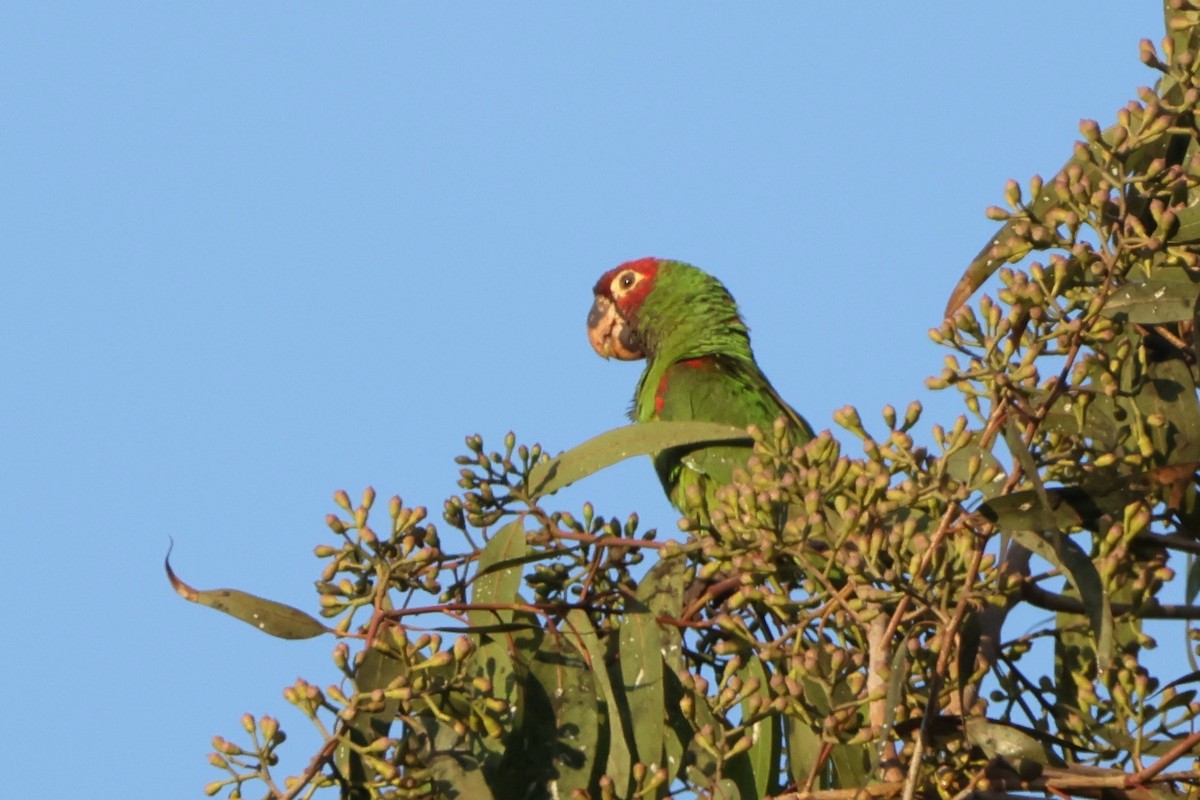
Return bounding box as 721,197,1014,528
654,356,715,416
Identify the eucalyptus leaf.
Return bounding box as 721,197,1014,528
336,639,405,795
619,598,665,771
730,655,775,800
1102,280,1200,324
1007,528,1114,671
562,609,633,792
1169,198,1200,244
165,552,326,640
408,715,494,800
526,631,601,796
1188,556,1200,606
527,421,751,498
636,554,688,619
964,717,1054,767
1137,358,1200,463
468,519,527,627
978,485,1137,534
785,716,824,790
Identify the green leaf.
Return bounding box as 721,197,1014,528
875,638,910,777
336,636,405,797
468,519,527,627
636,553,689,619
562,609,633,793
941,432,1006,498
407,715,494,800
1188,555,1200,606
964,717,1055,769
1038,394,1120,449
526,631,602,796
165,551,326,640
730,655,776,800
1008,527,1114,671
785,716,824,790
635,555,694,784
978,484,1138,533
710,778,739,799
1102,279,1200,324
527,421,752,498
1170,200,1200,244
1137,357,1200,464
797,677,868,788
458,639,515,775
956,612,981,705
619,598,665,771
944,221,1035,318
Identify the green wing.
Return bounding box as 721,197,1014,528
651,355,812,520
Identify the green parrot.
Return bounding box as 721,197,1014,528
587,257,814,523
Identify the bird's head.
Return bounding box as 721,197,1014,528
587,258,749,363
586,257,662,360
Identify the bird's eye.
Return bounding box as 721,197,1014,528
619,271,636,290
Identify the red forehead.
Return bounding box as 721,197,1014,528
592,257,662,299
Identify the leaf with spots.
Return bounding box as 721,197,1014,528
1101,279,1200,324
618,598,665,772
165,549,326,640
525,629,602,795
563,609,634,793
468,518,527,628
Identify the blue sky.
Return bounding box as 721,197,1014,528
2,4,1170,796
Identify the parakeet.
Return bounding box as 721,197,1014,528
587,257,814,523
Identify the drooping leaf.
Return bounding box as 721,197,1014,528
470,637,517,766
468,519,527,628
1169,200,1200,244
335,634,405,797
165,550,326,640
956,612,981,706
1008,527,1114,671
874,637,910,777
1188,556,1200,606
941,432,1006,498
618,598,665,772
978,484,1138,534
679,674,735,794
527,421,751,498
964,717,1056,770
944,221,1035,319
785,716,825,790
636,553,689,619
634,555,694,784
797,676,868,788
1038,392,1121,449
526,630,602,796
728,655,776,800
563,609,633,793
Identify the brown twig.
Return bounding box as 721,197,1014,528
1022,583,1200,620
281,735,340,800
1127,726,1200,784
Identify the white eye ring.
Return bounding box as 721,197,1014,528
616,271,637,292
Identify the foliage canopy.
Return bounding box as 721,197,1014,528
178,7,1200,799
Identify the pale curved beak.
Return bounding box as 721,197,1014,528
587,295,645,360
